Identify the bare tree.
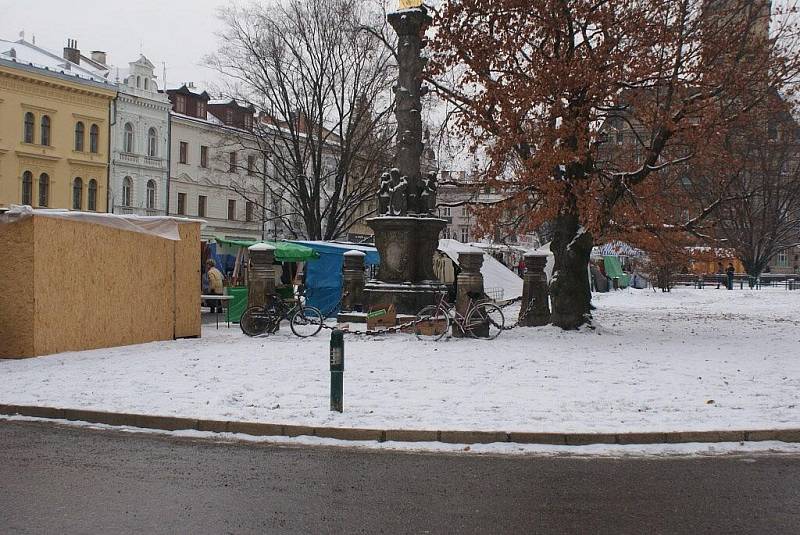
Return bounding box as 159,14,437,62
706,99,800,280
208,0,396,240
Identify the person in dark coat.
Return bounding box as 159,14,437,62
726,263,735,290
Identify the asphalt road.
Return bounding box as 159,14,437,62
1,420,799,534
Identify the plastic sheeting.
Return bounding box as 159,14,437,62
438,239,523,301
0,205,200,241
291,241,380,316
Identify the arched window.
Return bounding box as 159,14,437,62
75,122,85,151
122,176,133,206
123,123,134,153
40,115,51,146
21,171,33,205
90,124,99,153
136,75,141,88
72,178,83,210
146,179,156,209
147,127,157,157
38,173,49,207
144,78,149,90
24,112,35,143
88,179,98,211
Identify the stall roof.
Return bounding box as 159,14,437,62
214,237,320,262
438,239,523,300
292,241,380,265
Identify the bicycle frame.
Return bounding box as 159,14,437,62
433,292,487,331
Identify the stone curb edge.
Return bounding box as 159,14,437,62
2,404,800,446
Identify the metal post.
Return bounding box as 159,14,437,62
330,329,344,412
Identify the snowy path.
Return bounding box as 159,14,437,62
1,288,799,433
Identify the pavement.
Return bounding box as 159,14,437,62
2,403,799,447
2,419,800,534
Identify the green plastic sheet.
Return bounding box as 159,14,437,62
214,237,320,262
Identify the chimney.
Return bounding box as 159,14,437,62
90,50,107,66
63,39,80,65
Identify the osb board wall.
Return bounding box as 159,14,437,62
174,222,201,338
0,218,35,357
32,216,176,357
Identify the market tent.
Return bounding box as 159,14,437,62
438,239,523,301
603,255,631,288
214,237,320,262
291,241,380,315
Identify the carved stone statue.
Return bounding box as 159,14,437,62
391,174,408,216
419,171,437,214
378,172,391,215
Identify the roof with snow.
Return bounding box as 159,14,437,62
0,38,114,89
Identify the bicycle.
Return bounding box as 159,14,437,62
240,289,324,338
413,291,505,341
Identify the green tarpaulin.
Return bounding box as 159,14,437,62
603,255,631,288
214,237,320,262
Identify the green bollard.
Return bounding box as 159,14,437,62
330,329,344,412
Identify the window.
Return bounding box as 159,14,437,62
88,179,97,211
124,123,134,153
144,78,149,91
146,180,156,209
439,206,451,217
147,127,157,157
197,102,206,119
40,115,51,146
225,109,233,124
245,115,252,130
21,171,33,205
122,176,133,206
72,177,83,210
179,142,188,164
75,122,85,151
90,124,99,153
461,206,469,217
246,201,254,222
460,227,469,243
198,195,207,217
177,192,187,215
247,155,255,176
229,151,237,173
200,145,208,168
136,75,141,89
776,250,789,267
24,112,34,143
175,95,186,114
38,173,49,207
227,199,236,220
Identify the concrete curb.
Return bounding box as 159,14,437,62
2,404,799,446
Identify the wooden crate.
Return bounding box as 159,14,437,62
366,304,396,330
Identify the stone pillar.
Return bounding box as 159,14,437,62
247,243,276,308
342,250,366,312
454,251,484,337
519,251,550,327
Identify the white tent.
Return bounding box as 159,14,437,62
438,239,523,301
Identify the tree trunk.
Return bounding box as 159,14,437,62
548,214,593,330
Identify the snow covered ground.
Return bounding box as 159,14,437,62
1,288,798,434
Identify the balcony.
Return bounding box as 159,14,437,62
114,205,166,216
119,153,139,164
117,154,165,169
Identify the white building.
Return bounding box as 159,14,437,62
167,84,263,240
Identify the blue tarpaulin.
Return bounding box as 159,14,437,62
291,241,380,316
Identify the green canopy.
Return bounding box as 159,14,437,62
214,237,320,262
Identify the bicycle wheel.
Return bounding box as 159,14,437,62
465,302,505,339
289,306,324,337
240,306,277,337
414,305,450,341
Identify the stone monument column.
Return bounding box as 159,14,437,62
519,251,551,327
453,250,485,338
247,243,276,308
342,250,366,312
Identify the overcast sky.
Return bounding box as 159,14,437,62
0,0,229,90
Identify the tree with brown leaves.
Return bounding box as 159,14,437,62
427,0,800,329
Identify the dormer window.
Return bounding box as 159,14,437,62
226,109,233,124
198,102,206,119
175,95,186,114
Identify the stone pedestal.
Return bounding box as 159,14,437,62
519,251,550,327
247,243,276,308
364,216,447,314
454,251,485,337
341,250,366,312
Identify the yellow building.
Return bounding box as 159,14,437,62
0,39,116,212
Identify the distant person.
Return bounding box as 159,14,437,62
206,259,224,312
517,258,525,277
716,262,724,289
726,263,735,290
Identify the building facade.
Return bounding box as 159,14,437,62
167,84,263,240
106,55,171,215
0,39,116,212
